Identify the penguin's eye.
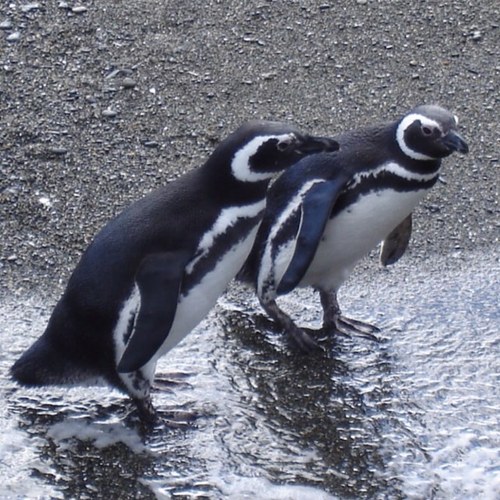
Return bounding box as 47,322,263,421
277,135,296,152
422,126,433,136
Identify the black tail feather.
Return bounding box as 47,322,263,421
11,335,83,386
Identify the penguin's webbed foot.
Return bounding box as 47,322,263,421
260,298,324,354
319,289,380,341
324,314,380,341
287,324,325,354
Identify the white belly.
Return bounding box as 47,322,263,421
113,197,267,391
156,227,258,357
301,188,429,290
114,227,259,397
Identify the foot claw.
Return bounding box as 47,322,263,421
289,326,325,354
339,315,380,334
325,315,380,341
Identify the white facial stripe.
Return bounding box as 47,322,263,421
396,113,441,161
257,178,323,296
186,199,266,274
350,161,438,189
231,133,295,182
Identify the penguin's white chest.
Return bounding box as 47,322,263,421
112,227,259,399
113,200,265,392
159,226,259,356
302,188,429,289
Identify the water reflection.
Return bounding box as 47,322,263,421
215,304,400,498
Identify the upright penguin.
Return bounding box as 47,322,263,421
239,105,469,352
11,121,338,420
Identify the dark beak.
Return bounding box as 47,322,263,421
298,136,339,154
441,130,469,154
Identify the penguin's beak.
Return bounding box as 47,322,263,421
298,136,340,154
441,130,469,154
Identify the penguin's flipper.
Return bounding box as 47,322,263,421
117,251,191,373
277,175,348,295
379,213,413,266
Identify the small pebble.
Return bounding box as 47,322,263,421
38,197,53,208
357,0,368,4
122,77,136,89
72,6,88,14
0,20,12,30
7,32,20,42
102,108,118,118
106,68,133,79
471,30,482,41
261,71,277,80
21,3,40,13
48,147,68,156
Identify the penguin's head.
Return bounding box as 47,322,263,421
228,120,339,182
396,104,469,161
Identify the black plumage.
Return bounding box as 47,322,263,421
11,121,338,421
240,105,469,352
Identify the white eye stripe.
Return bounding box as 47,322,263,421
231,133,295,182
396,113,441,161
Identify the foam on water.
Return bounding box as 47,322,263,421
47,417,147,453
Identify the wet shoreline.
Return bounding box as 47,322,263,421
1,250,499,498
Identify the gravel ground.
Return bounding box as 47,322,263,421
1,0,498,298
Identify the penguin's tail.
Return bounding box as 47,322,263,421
11,335,80,386
235,264,253,286
236,252,258,287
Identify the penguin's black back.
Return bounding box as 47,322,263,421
12,163,266,389
11,120,339,390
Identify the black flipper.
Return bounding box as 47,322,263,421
277,174,349,295
117,251,191,373
379,213,413,266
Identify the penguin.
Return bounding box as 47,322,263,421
239,105,469,352
11,120,339,421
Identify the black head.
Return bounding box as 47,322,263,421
396,104,469,161
226,120,339,182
